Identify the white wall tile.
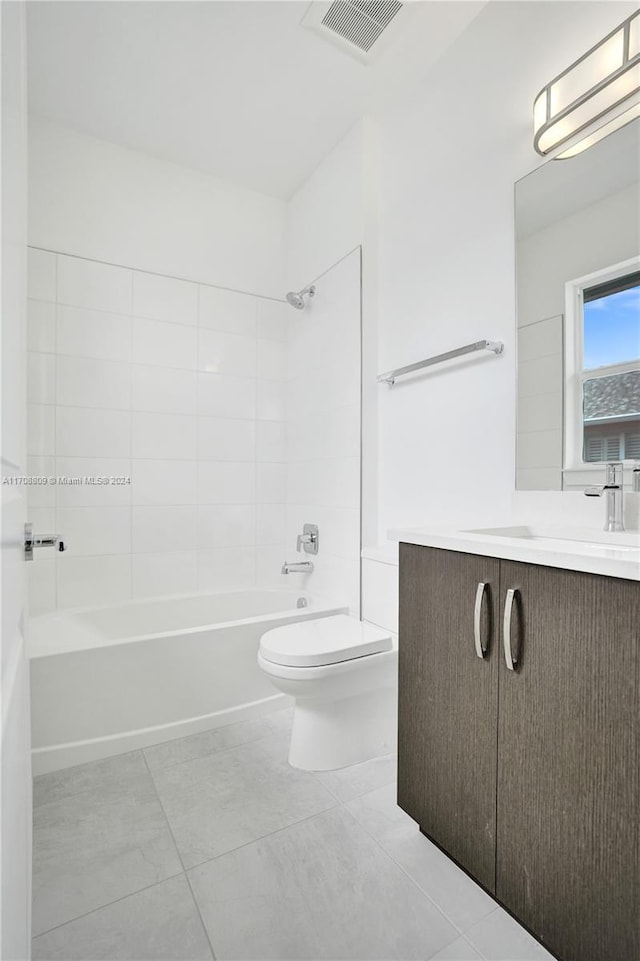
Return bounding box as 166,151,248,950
132,506,197,554
317,506,360,560
132,412,197,460
132,272,198,325
26,456,56,508
24,255,291,611
198,328,256,377
56,407,131,458
28,507,56,537
197,547,256,592
197,505,255,549
362,558,398,634
257,299,288,341
255,546,288,588
132,551,198,599
517,429,563,470
257,380,285,421
132,317,197,370
57,255,132,314
197,372,256,420
56,507,131,557
199,285,257,335
256,462,286,503
55,458,132,507
256,421,285,462
57,305,131,362
56,554,132,608
518,314,563,361
28,248,56,301
198,417,255,461
56,355,131,410
518,391,562,434
27,300,55,353
518,354,563,399
197,462,256,505
257,339,285,380
28,558,56,616
516,467,563,491
27,352,56,405
256,504,286,546
131,459,197,506
131,365,197,415
27,404,55,456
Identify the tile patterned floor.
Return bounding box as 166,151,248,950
32,709,554,961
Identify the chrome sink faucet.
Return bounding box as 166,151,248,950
584,462,625,532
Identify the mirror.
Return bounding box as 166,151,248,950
515,118,640,491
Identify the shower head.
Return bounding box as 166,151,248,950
285,285,315,310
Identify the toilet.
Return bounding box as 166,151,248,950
258,614,398,771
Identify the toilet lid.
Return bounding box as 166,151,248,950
259,614,392,668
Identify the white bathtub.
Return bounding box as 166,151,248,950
29,589,347,775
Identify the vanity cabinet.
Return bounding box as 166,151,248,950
398,543,639,961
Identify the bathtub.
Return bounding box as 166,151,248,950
29,589,347,775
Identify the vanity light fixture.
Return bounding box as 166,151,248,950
534,9,640,158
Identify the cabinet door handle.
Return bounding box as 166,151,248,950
503,588,519,671
474,582,488,658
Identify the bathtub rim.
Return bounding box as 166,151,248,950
28,588,348,659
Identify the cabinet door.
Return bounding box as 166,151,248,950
497,561,640,961
398,544,500,891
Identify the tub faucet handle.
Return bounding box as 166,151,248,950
296,524,319,555
25,522,67,561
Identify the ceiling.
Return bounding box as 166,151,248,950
27,1,484,199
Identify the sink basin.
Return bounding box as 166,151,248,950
465,525,640,554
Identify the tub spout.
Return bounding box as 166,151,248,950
281,560,314,575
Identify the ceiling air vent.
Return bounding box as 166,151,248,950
322,1,402,53
301,0,406,63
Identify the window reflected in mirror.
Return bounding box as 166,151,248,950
582,272,640,464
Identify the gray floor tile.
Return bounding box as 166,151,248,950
188,806,458,961
31,875,213,960
428,937,484,960
34,752,148,807
313,751,397,802
151,733,336,868
144,709,293,773
465,909,555,960
33,755,182,936
347,784,495,931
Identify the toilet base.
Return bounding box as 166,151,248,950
288,685,397,771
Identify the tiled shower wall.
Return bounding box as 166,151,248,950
26,248,288,612
284,249,361,615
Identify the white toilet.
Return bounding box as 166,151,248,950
258,614,398,771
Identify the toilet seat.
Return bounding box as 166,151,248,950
259,614,392,668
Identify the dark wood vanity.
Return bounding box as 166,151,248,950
397,543,639,961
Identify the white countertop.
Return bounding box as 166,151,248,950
388,524,640,581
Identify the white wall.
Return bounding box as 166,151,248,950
1,2,32,957
375,0,638,539
27,249,289,612
28,118,286,299
285,122,365,290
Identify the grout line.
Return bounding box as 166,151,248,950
343,792,475,943
31,870,186,941
140,750,219,959
184,871,218,961
28,245,285,305
129,271,134,601
143,725,293,781
184,801,340,876
53,254,59,611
